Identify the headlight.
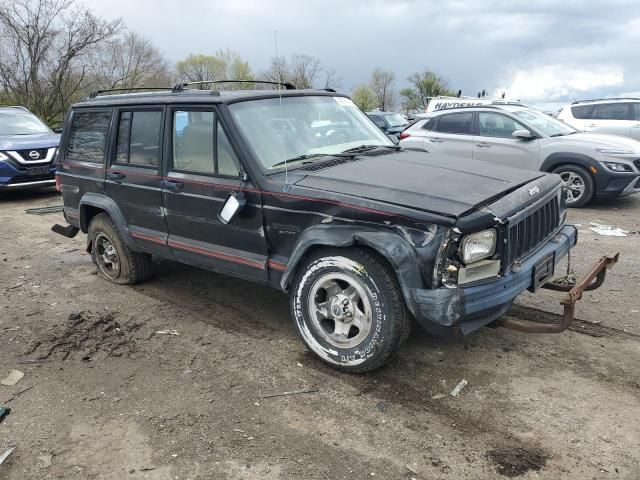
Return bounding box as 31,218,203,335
460,229,497,264
603,161,632,172
596,148,635,155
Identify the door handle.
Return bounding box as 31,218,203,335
586,124,598,128
429,138,443,143
476,143,492,148
107,171,125,181
162,180,184,192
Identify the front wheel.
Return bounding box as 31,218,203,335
290,248,410,373
553,165,594,208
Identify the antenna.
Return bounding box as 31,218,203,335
274,30,290,191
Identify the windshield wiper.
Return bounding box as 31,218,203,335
271,153,355,168
341,144,400,153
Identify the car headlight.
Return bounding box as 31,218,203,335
460,229,497,264
596,148,635,155
603,161,632,172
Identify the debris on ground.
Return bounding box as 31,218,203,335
23,311,139,362
0,406,10,424
155,329,179,336
25,205,64,215
589,222,628,237
431,394,446,400
37,454,53,468
487,447,548,477
450,379,468,397
3,386,34,404
0,447,16,466
376,401,387,412
1,370,24,386
551,273,578,285
260,388,319,399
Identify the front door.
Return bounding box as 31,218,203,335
162,106,268,282
105,107,170,256
423,111,475,161
582,103,632,137
472,112,540,170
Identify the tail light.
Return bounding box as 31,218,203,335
399,132,410,140
55,174,61,192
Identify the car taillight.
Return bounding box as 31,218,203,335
55,174,61,192
399,132,410,140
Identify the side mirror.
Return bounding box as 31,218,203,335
387,134,400,145
512,129,534,140
218,192,246,225
53,127,63,134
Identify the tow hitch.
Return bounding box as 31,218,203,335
500,252,619,333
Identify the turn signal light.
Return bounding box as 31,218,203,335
399,132,410,140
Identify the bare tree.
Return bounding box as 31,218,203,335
0,0,121,123
175,50,252,88
93,31,171,90
323,68,341,90
369,68,395,111
262,54,334,89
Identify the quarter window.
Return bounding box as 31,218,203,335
478,112,527,138
66,111,112,163
172,110,240,176
115,110,162,168
571,104,595,119
634,104,640,121
434,112,473,134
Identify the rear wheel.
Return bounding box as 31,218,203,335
553,164,594,207
88,213,152,285
290,248,410,373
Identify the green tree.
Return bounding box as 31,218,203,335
351,84,377,112
176,50,253,88
399,87,422,115
407,70,455,109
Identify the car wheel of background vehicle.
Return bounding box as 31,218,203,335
290,247,411,373
88,213,152,285
553,164,594,208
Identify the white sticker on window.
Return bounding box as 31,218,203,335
334,97,356,107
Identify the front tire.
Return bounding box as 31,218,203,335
553,164,594,208
290,248,410,373
88,213,152,285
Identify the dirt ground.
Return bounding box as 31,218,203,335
1,188,639,480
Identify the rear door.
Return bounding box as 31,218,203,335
472,112,540,170
578,103,632,137
105,107,170,256
422,112,475,160
162,106,269,282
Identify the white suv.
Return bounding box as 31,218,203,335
400,105,640,207
556,98,640,140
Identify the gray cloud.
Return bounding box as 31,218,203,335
84,0,640,104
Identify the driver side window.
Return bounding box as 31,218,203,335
478,112,527,138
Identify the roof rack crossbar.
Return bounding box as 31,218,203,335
171,80,297,93
88,87,174,99
0,105,29,111
572,97,640,105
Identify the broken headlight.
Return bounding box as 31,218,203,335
459,229,497,264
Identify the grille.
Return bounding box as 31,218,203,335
505,195,561,266
16,148,49,161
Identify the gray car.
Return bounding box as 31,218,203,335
400,105,640,207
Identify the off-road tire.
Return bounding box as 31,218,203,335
290,247,411,373
552,164,594,208
88,213,152,285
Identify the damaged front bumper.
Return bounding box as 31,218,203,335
409,225,616,336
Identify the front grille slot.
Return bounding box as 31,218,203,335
17,148,49,161
506,195,561,266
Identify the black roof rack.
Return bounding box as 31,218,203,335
172,80,297,93
572,97,640,105
88,87,175,99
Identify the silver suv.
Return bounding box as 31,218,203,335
400,105,640,207
556,98,640,140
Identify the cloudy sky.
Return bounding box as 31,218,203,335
85,0,639,108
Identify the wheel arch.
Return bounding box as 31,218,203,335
79,193,135,249
540,152,598,175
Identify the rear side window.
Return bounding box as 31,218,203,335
593,103,631,120
66,111,112,163
434,112,473,134
115,110,163,168
634,104,640,121
370,116,386,128
571,105,595,119
422,118,437,130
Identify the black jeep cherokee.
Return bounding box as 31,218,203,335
53,82,612,372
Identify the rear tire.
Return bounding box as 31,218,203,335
290,247,411,373
552,164,594,208
88,213,152,285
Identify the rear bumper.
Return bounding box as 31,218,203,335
410,225,578,336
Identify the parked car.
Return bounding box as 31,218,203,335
53,83,611,372
0,106,60,190
556,98,640,140
366,111,409,137
400,105,640,207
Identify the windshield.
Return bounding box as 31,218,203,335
383,113,408,128
228,96,393,170
0,111,51,135
513,108,576,137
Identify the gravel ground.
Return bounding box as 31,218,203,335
1,188,639,480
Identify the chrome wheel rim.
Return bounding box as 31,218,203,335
559,172,586,204
307,272,372,349
95,233,120,278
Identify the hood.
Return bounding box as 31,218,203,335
0,133,60,151
550,132,640,153
294,150,546,217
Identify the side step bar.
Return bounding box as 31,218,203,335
52,223,79,238
500,252,619,333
